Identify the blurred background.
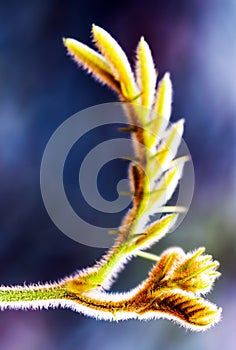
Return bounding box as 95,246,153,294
0,0,236,349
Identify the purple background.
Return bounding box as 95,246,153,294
0,0,236,349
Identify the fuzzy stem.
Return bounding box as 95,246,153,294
0,284,66,304
0,278,220,332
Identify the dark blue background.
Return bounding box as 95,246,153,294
0,0,235,349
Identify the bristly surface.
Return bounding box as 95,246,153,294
0,25,221,331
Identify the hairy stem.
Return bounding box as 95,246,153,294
0,284,66,304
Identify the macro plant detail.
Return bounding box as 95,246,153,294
0,25,221,331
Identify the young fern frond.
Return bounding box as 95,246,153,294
0,25,221,331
